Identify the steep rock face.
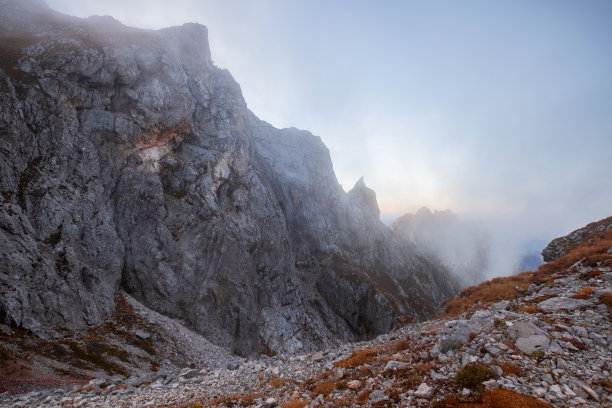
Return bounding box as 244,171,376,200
542,216,612,263
0,0,456,356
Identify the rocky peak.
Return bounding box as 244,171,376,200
1,0,52,15
0,0,56,32
416,206,434,218
542,216,612,262
158,23,212,69
347,176,380,218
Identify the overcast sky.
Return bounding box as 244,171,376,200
45,0,612,262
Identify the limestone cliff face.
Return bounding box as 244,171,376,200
0,0,456,356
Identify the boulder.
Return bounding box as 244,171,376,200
537,297,590,313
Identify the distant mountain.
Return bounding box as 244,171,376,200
391,207,488,288
518,252,544,272
0,0,455,365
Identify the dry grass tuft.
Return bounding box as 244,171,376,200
390,339,410,353
212,393,260,407
268,377,287,388
455,363,495,390
280,400,308,408
336,381,348,390
434,388,553,407
334,348,381,369
571,287,594,299
597,292,612,310
310,379,335,397
513,304,541,314
356,390,370,403
497,361,522,377
598,379,612,389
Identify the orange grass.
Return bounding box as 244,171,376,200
280,400,308,408
598,292,612,310
334,348,382,369
310,379,335,397
434,389,553,407
497,361,522,377
571,287,594,299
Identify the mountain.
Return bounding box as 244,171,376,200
2,217,609,406
0,0,456,364
391,207,488,288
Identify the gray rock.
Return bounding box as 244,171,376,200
134,330,151,340
507,321,547,339
534,387,547,397
589,332,607,347
437,311,493,353
179,369,200,379
414,382,434,399
515,335,550,355
369,390,387,402
580,384,600,402
547,341,564,354
384,360,410,371
490,365,503,377
490,300,510,311
537,297,590,313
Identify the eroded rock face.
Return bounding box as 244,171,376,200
0,0,456,356
542,216,612,262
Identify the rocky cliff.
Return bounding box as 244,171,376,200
0,0,456,357
542,216,612,263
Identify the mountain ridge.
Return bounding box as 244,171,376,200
0,0,455,360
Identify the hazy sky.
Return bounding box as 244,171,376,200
45,0,612,258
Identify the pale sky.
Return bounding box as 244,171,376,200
45,0,612,262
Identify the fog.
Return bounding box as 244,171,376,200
391,208,543,287
45,0,612,281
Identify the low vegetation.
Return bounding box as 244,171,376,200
455,363,496,390
334,348,381,369
571,287,594,299
497,361,522,377
434,389,554,407
280,400,308,408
